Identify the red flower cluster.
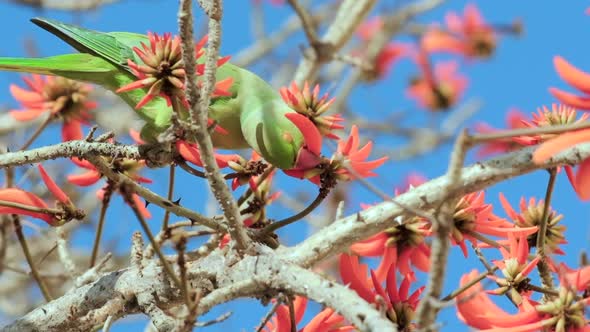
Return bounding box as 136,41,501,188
9,74,97,141
0,165,82,226
117,33,233,110
284,112,387,186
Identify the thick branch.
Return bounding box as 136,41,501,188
286,143,590,267
0,141,142,168
4,250,394,331
178,0,250,250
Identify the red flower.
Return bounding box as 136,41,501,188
339,254,424,330
487,232,540,305
356,17,409,79
513,104,589,146
9,75,97,141
555,263,590,293
533,129,590,200
549,56,590,110
263,296,352,332
176,140,242,169
456,270,543,331
458,270,590,332
116,32,233,110
450,191,527,257
67,155,152,218
280,81,343,139
421,3,497,58
499,193,566,255
284,113,387,185
351,178,430,281
350,216,430,281
474,108,529,157
406,59,468,111
0,164,79,226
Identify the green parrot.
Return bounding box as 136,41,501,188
0,18,305,170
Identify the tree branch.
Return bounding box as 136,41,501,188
178,0,250,251
286,142,590,268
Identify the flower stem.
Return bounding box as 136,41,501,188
255,300,282,332
0,199,62,216
19,115,53,151
161,165,176,232
286,296,297,332
536,167,557,290
466,230,507,250
261,189,327,235
89,186,113,268
237,166,275,207
177,160,206,178
527,283,559,297
442,268,495,301
12,215,53,302
124,193,182,291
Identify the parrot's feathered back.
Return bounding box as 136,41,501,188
0,18,305,169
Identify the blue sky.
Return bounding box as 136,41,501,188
0,1,589,331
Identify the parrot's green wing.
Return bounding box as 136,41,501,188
0,53,172,139
0,53,116,77
31,17,139,71
0,18,307,169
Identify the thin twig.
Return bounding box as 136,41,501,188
255,300,282,332
0,199,62,216
261,190,326,235
161,165,176,232
88,156,222,231
89,186,113,268
195,311,232,327
12,215,52,301
124,193,182,291
178,0,250,250
442,268,497,301
286,296,297,332
470,121,590,144
19,115,53,151
536,168,557,291
287,0,319,45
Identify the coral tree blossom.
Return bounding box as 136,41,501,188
0,165,81,226
117,32,232,110
280,81,343,139
351,176,430,281
406,57,468,111
474,108,528,157
355,17,409,80
533,127,590,200
549,56,590,110
421,3,497,58
457,270,590,331
487,232,540,305
263,296,352,332
340,254,424,330
9,74,97,141
499,193,566,255
449,191,529,257
284,113,387,187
